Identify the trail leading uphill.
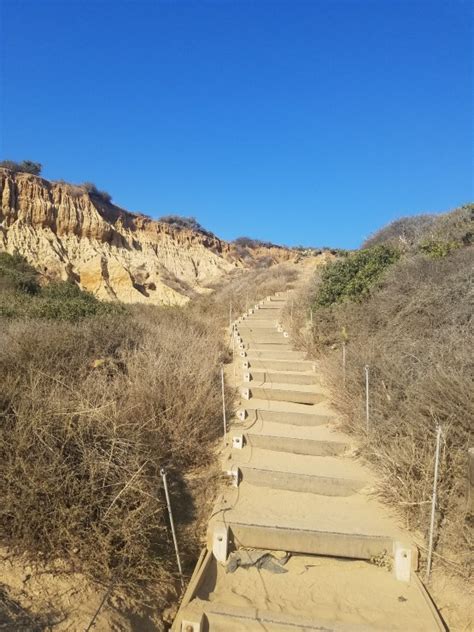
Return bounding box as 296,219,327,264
173,292,445,631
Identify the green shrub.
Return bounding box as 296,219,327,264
31,282,121,321
0,254,122,321
315,245,400,307
0,252,40,294
419,239,460,259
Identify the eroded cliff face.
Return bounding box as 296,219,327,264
0,169,246,304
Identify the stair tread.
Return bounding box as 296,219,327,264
249,367,317,377
219,482,407,540
243,381,328,395
245,353,304,359
228,447,368,482
241,397,335,417
243,420,348,442
189,557,442,632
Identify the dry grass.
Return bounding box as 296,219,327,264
285,247,473,577
0,258,300,626
0,308,228,616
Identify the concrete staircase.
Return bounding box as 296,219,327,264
173,292,445,632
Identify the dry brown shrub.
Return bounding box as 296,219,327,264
363,204,473,249
0,259,300,624
286,247,474,577
0,307,228,612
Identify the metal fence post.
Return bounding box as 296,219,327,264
426,425,442,582
468,447,474,513
160,468,184,587
221,364,227,444
342,341,346,386
364,365,370,432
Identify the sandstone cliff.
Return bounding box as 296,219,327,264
0,169,297,304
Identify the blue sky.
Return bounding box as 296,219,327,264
0,0,472,248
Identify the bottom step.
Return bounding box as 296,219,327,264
175,554,446,632
224,521,396,561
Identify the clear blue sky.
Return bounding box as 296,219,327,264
0,0,472,248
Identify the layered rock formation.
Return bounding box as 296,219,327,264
0,169,297,304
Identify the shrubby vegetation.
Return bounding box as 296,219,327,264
0,254,120,320
291,245,350,257
0,253,298,626
232,237,288,266
80,181,113,203
285,204,474,580
362,214,437,248
315,245,400,306
233,236,282,249
0,252,40,295
159,214,215,237
0,253,227,620
0,159,42,175
363,204,473,249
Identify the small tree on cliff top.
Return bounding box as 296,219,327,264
0,160,42,175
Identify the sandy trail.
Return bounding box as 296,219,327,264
173,292,446,631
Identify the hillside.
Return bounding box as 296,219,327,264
1,201,472,631
0,168,299,305
285,204,473,630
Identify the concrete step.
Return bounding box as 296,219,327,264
237,329,286,338
176,555,444,632
246,368,320,385
242,342,291,351
241,339,290,349
241,382,327,405
243,358,315,372
202,607,386,632
236,330,285,340
228,447,368,496
238,466,366,496
238,399,335,426
244,350,305,360
244,427,348,456
245,312,281,320
236,321,280,329
210,482,412,562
